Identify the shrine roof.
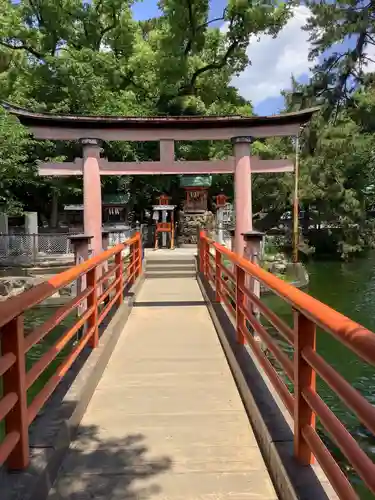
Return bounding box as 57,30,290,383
2,102,319,129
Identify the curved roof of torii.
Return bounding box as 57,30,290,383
2,102,319,130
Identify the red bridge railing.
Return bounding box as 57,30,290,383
199,232,375,500
0,232,142,470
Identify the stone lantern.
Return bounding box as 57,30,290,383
215,193,229,245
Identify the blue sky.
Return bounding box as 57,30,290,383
131,0,371,116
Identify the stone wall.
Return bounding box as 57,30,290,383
0,277,74,302
261,253,309,291
177,211,215,245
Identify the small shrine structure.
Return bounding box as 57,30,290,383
152,194,176,250
178,175,214,245
181,175,211,213
2,102,318,257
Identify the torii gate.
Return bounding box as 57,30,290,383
2,103,317,256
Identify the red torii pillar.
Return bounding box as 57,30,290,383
82,138,103,256
232,136,253,256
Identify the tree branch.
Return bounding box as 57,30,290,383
184,39,239,92
28,0,42,25
0,40,42,59
183,0,196,55
197,15,226,31
97,9,118,49
333,30,367,99
184,7,226,56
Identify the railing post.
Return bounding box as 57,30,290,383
242,231,264,343
2,316,29,469
87,267,98,348
203,240,209,277
294,311,316,465
236,266,245,344
198,234,204,273
115,250,124,306
102,230,110,305
215,249,222,302
138,233,142,277
68,235,93,341
129,243,135,285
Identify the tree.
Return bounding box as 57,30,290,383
283,80,375,259
304,0,375,116
0,106,34,215
0,0,294,220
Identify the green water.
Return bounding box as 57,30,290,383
265,255,375,499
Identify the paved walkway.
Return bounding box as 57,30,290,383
49,278,278,499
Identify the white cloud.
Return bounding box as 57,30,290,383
362,43,375,73
229,6,313,105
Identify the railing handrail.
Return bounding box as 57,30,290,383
203,234,375,366
0,234,139,329
0,232,142,470
199,231,375,498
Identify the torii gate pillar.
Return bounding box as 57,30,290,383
82,138,103,256
232,136,253,256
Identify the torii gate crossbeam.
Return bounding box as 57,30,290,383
3,103,318,256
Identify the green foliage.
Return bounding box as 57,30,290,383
303,0,375,115
283,78,375,259
0,106,34,214
0,0,291,221
1,0,375,259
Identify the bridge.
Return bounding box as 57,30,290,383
0,233,374,500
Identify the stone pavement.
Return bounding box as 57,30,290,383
48,277,278,499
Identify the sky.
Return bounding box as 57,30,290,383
131,0,374,116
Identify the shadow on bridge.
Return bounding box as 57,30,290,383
48,425,172,499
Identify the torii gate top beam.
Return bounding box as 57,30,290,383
2,102,319,141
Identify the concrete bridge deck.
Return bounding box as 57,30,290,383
48,277,278,499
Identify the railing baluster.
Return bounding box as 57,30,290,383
204,240,209,277
236,265,246,344
115,251,124,306
2,315,29,470
294,311,316,465
215,249,222,302
199,235,204,273
87,266,98,348
138,234,142,277
130,243,137,285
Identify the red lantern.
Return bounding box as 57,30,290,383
215,194,228,208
